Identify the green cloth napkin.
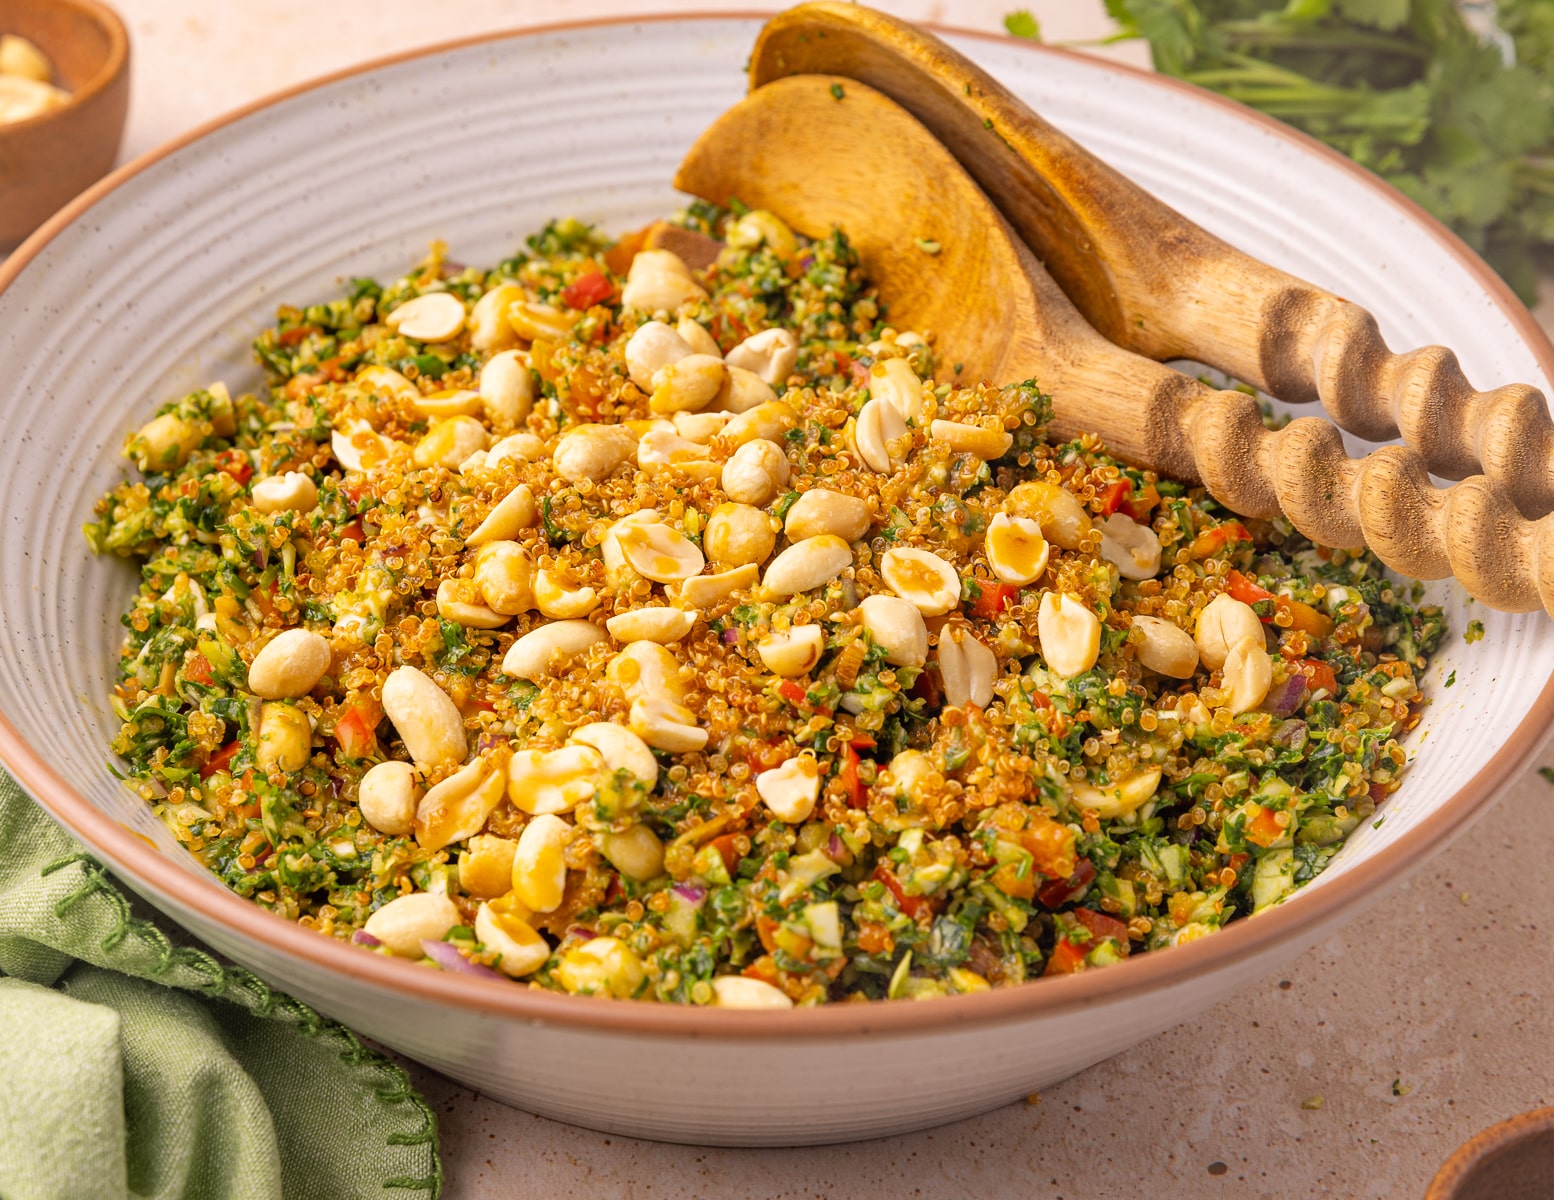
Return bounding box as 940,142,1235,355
0,771,442,1200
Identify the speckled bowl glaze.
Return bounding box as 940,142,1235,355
1,15,1552,1147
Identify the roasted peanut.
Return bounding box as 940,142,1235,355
650,353,726,415
386,292,466,342
511,813,574,912
711,975,794,1010
382,665,468,767
501,620,607,682
756,755,821,823
1222,635,1273,713
508,745,607,815
930,419,1012,460
1132,615,1199,678
552,424,637,484
606,606,697,644
476,901,550,977
757,625,824,677
251,472,319,516
721,438,790,506
880,547,959,615
762,535,852,598
357,761,421,837
629,696,707,752
463,481,537,547
473,540,534,615
414,416,487,471
1070,767,1163,820
1097,514,1162,580
459,834,518,898
436,578,508,629
704,503,776,569
1006,481,1092,549
532,569,599,619
1195,593,1263,671
1037,593,1101,678
938,626,997,709
365,892,461,957
725,327,798,386
853,396,907,473
468,283,524,352
256,702,312,773
984,512,1049,586
624,320,693,390
478,349,534,429
857,594,928,668
593,825,665,882
569,722,658,787
414,758,507,852
784,489,870,543
247,628,332,698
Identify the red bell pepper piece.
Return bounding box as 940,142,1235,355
560,270,614,311
200,741,240,780
971,582,1019,619
1036,858,1096,909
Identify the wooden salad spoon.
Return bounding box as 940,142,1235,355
675,73,1554,617
744,2,1554,523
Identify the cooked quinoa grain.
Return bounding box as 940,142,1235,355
87,207,1445,1003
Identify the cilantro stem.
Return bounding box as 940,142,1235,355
1215,22,1429,60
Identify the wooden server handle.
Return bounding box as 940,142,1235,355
746,2,1554,521
676,73,1554,616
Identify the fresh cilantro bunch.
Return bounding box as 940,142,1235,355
1081,0,1554,302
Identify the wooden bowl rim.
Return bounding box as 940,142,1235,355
1,11,1553,1039
1425,1107,1554,1199
0,0,128,132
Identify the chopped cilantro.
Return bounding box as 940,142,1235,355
1003,11,1041,40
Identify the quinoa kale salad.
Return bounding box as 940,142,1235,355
86,208,1445,1007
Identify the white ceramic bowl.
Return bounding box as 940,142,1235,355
1,16,1551,1147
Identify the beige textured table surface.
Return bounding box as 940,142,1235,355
99,2,1554,1195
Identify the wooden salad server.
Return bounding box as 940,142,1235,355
744,2,1554,522
676,74,1554,617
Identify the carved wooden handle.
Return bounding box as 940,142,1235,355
1038,350,1552,613
677,70,1554,618
1176,392,1553,613
748,2,1554,519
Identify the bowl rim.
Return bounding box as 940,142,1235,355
1425,1106,1554,1199
2,10,1553,1039
0,0,129,132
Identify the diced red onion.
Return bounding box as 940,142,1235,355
420,938,504,979
1263,674,1307,718
352,930,382,947
672,883,707,905
723,628,739,644
827,832,844,859
1273,719,1309,749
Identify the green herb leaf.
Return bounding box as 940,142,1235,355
1337,0,1409,33
1003,10,1042,40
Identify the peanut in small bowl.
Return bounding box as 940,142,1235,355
0,0,129,252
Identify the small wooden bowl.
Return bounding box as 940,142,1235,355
0,0,129,251
1426,1108,1554,1200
